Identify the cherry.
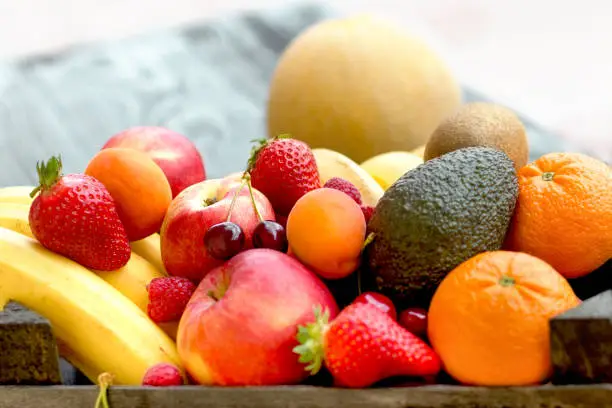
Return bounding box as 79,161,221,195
353,292,397,320
252,220,288,252
398,307,428,338
204,221,245,260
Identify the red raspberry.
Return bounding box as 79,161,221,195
147,277,196,323
142,363,183,386
361,205,375,223
323,177,362,204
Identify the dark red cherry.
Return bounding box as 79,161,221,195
353,292,397,320
204,222,245,260
252,221,288,252
398,307,428,338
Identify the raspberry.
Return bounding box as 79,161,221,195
361,205,375,223
142,363,183,386
147,277,196,323
323,177,362,204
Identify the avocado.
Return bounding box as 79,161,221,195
364,146,519,308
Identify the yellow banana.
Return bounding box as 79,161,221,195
360,151,423,190
0,185,35,205
312,148,384,206
0,227,182,385
0,202,176,339
130,233,167,276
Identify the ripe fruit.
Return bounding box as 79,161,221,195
428,251,581,386
294,302,441,388
353,292,397,320
28,156,130,271
102,126,206,198
424,102,529,171
505,152,612,278
142,363,184,386
252,220,288,252
398,308,428,338
204,222,245,261
360,151,423,190
287,188,366,280
248,135,320,216
323,177,362,204
147,277,197,323
177,249,339,386
85,147,173,241
360,205,375,223
267,15,461,162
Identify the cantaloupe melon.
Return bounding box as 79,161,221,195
266,15,462,163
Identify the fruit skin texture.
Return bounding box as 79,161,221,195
424,102,529,171
505,152,612,278
249,137,320,216
147,277,197,323
0,227,182,385
365,147,519,308
102,126,206,198
29,157,130,271
177,248,339,386
287,188,366,280
160,179,275,282
142,363,184,386
267,15,461,163
85,147,173,241
323,177,362,204
295,302,441,388
360,151,423,190
353,291,397,320
428,251,581,386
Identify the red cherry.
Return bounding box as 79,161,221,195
353,292,397,320
398,307,428,337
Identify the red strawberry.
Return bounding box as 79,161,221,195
28,155,130,271
323,177,362,204
142,363,184,386
247,135,320,216
147,276,197,323
293,302,441,388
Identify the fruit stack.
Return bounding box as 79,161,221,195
0,109,610,392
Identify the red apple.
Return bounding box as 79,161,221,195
160,178,275,282
177,248,339,385
216,172,244,201
102,126,206,198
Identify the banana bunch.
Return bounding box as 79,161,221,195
312,148,384,207
0,186,181,383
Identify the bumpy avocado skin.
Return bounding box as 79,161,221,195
364,146,519,308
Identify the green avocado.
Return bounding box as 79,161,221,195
364,146,519,308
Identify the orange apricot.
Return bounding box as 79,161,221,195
85,147,172,241
286,187,366,279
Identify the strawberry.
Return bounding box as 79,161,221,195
247,135,320,216
28,155,131,271
293,302,441,388
142,363,184,386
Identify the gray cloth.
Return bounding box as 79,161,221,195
0,2,570,187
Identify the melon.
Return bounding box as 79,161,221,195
266,15,462,163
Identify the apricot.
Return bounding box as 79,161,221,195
286,188,366,279
85,147,173,241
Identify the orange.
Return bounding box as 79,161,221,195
505,152,612,279
428,251,580,386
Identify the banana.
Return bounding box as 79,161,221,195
0,202,34,238
130,233,167,276
0,185,35,205
312,148,384,207
0,227,182,385
360,151,423,190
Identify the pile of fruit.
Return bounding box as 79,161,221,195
0,111,610,393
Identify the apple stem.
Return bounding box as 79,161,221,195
225,178,248,223
242,172,264,222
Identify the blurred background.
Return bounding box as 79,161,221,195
0,0,610,183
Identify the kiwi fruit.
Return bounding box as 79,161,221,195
424,102,529,170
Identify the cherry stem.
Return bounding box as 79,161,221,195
225,178,248,223
94,373,113,408
243,172,264,222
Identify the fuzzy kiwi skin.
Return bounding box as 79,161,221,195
424,102,529,170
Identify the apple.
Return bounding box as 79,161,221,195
102,126,206,198
216,172,244,201
177,248,339,385
161,178,275,282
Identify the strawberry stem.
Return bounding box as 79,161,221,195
94,372,113,408
292,305,330,375
225,178,248,223
244,133,291,173
30,155,63,198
